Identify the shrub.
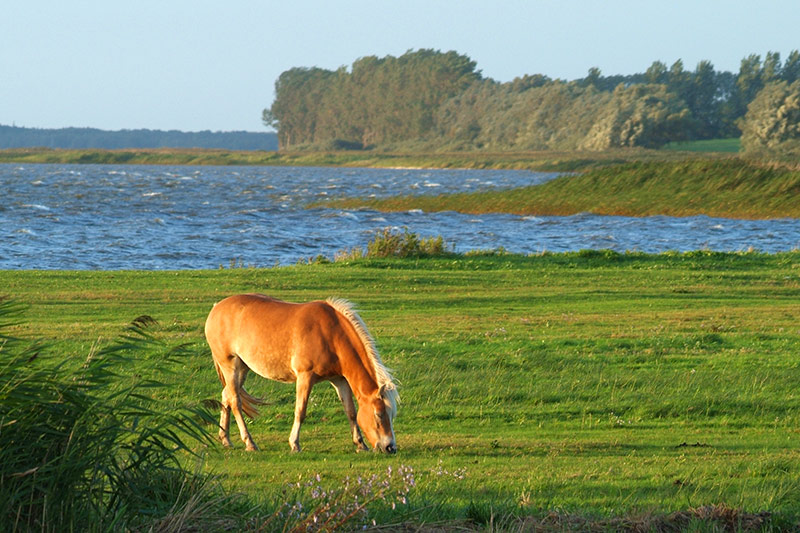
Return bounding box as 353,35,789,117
334,228,451,261
365,227,449,258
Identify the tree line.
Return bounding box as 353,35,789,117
263,49,800,155
0,125,278,151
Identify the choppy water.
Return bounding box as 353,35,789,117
2,163,798,269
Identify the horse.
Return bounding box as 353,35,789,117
204,294,398,453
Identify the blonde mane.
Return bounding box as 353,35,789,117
326,297,399,419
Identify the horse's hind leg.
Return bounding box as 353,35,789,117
217,354,259,451
212,359,234,447
218,389,233,448
331,377,368,451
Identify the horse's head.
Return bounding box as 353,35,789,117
358,384,397,453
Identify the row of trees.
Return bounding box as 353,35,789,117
263,50,479,149
264,49,800,153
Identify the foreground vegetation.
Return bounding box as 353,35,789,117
319,158,800,219
3,250,800,530
0,301,225,531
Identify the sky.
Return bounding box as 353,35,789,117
2,1,799,133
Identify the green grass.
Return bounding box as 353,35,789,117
3,252,800,529
663,138,742,153
318,158,800,219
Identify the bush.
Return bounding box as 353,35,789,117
334,228,450,261
365,228,450,258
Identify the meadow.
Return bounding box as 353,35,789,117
3,251,800,530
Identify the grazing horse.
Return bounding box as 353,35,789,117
204,294,398,453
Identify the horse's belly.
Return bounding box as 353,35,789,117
239,350,296,383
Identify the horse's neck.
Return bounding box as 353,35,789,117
339,347,378,401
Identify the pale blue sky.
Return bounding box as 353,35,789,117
2,0,798,132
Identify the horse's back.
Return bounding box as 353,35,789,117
205,294,343,383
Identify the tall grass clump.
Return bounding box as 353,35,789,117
335,227,451,262
0,299,230,532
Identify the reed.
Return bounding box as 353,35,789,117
0,301,233,532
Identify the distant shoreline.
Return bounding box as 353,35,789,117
0,124,277,151
0,146,726,172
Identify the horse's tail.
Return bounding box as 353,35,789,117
238,389,264,419
213,359,264,419
213,359,226,385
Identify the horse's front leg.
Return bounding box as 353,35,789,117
289,372,315,452
331,377,369,451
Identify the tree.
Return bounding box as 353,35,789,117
265,67,338,148
583,67,604,88
581,84,693,150
685,60,720,138
731,54,764,120
762,51,781,84
781,50,800,83
645,61,668,84
265,49,480,149
740,80,800,153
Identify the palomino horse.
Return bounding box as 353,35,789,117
205,294,398,453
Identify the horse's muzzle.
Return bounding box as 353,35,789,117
383,443,397,454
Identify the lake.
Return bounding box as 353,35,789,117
2,163,799,269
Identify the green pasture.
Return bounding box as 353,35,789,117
3,252,800,528
663,138,742,153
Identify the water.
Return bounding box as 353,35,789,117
2,163,799,269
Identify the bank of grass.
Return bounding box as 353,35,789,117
2,251,800,529
319,158,800,219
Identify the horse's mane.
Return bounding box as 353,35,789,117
326,297,399,419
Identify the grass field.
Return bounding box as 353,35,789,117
3,252,800,529
663,139,742,153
